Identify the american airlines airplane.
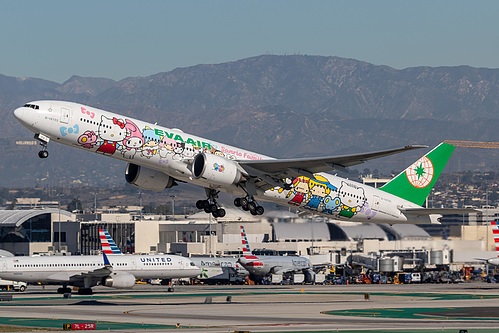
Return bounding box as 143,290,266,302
487,221,499,266
14,101,466,222
238,226,313,283
0,251,200,295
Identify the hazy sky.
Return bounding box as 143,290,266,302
2,0,499,83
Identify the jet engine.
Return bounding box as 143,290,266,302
192,153,245,186
125,163,177,192
305,269,316,283
102,272,136,289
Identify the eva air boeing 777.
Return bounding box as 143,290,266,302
14,101,465,223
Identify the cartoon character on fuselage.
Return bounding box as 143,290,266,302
141,127,160,159
305,175,337,211
122,120,144,159
96,116,126,155
337,181,366,218
287,176,310,206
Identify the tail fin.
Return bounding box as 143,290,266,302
240,226,253,255
492,221,499,257
99,229,122,255
380,142,455,206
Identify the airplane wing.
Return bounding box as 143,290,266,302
47,253,114,286
45,266,113,285
237,145,427,190
271,267,292,275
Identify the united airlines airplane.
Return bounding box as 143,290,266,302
0,251,200,294
14,101,468,223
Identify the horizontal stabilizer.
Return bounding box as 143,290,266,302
400,208,478,215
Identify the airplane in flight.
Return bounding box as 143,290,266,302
14,101,466,223
238,226,313,283
0,248,200,295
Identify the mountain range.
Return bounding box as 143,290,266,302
1,54,499,188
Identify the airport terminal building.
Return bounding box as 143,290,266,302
0,206,496,275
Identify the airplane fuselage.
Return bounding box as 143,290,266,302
0,254,200,284
238,255,312,276
14,101,428,223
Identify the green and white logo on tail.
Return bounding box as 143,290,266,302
380,142,455,206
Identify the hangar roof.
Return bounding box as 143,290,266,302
272,221,431,242
273,222,330,241
340,223,388,241
0,209,71,228
386,224,431,239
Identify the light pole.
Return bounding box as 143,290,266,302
486,190,490,251
139,190,143,222
170,195,176,220
93,192,98,221
56,193,64,252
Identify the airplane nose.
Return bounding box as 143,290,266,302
14,107,24,121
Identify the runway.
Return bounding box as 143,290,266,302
0,282,498,332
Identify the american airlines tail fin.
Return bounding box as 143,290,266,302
240,226,253,256
380,142,455,206
492,221,499,257
99,229,122,255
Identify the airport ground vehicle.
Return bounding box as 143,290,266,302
0,279,27,292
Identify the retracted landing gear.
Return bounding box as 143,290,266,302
34,133,50,159
196,188,226,218
234,196,264,215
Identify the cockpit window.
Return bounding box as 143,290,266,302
190,262,196,266
23,104,40,110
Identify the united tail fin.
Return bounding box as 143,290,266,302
99,229,122,255
492,221,499,257
240,226,253,256
380,142,455,206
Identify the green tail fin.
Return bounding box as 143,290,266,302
380,142,455,206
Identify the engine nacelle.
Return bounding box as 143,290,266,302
192,153,245,186
102,272,136,289
125,163,176,192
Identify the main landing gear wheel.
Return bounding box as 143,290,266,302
196,190,226,218
77,288,93,295
234,196,264,215
57,287,72,294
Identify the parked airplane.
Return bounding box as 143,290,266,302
238,226,313,282
14,101,466,223
0,250,200,294
487,221,499,265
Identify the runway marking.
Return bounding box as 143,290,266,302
324,307,499,321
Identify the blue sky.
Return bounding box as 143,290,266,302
2,0,499,83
